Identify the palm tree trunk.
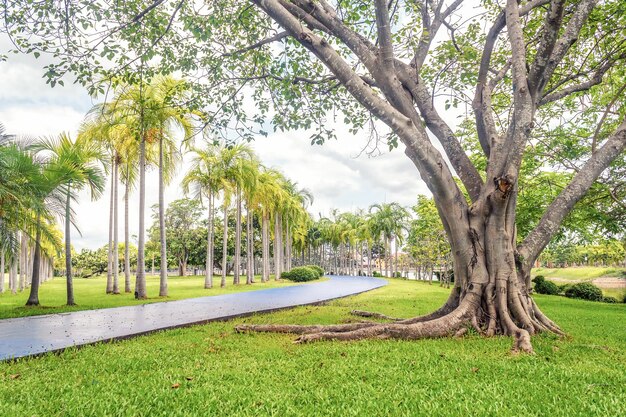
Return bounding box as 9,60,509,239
394,236,399,278
159,135,168,297
262,212,269,282
234,187,242,285
25,215,42,306
205,191,214,289
106,155,114,294
113,159,120,294
0,250,5,293
10,255,17,294
135,134,147,299
274,213,281,280
246,204,253,285
367,240,372,276
285,221,291,272
19,232,26,291
221,201,228,287
65,183,76,305
124,179,131,293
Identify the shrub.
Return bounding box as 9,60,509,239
304,265,324,277
602,296,618,304
564,282,603,301
532,275,545,284
393,272,402,278
534,279,559,295
623,293,626,304
372,271,383,277
281,266,319,282
558,283,572,294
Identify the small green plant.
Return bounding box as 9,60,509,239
304,265,324,277
281,266,319,282
533,277,559,295
372,271,383,277
602,296,618,304
564,282,604,301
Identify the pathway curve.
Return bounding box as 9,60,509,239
0,275,386,361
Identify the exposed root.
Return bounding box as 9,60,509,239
235,322,378,335
512,329,534,354
350,310,402,321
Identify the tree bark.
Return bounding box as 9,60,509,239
135,134,147,299
159,134,168,297
113,158,120,294
221,201,228,287
246,204,254,284
0,250,5,293
106,154,114,294
205,191,214,289
262,211,269,282
234,187,242,285
124,179,131,293
273,212,282,280
25,216,42,306
65,183,75,305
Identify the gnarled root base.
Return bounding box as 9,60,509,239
235,293,563,354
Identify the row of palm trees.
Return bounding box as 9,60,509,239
182,142,313,288
0,125,105,305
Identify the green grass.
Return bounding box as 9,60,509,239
532,266,625,281
0,274,304,319
1,278,625,416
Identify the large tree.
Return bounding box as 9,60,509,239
2,0,626,351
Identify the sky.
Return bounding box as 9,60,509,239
0,36,438,251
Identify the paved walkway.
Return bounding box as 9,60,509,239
0,275,386,361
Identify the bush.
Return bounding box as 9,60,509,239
532,275,545,284
602,296,618,304
623,293,626,304
558,283,572,294
372,271,383,277
534,279,559,295
281,266,319,282
564,282,604,301
393,272,402,278
304,265,324,277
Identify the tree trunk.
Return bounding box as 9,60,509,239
113,159,120,294
25,216,42,306
221,201,228,287
19,232,25,292
159,134,168,297
65,183,75,305
262,211,269,282
285,220,291,272
106,154,114,294
205,191,214,289
10,255,17,294
124,179,131,293
234,187,241,285
273,213,282,280
135,134,147,299
246,204,254,285
367,240,372,276
0,250,5,293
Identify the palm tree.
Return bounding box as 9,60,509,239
182,141,223,289
32,133,106,305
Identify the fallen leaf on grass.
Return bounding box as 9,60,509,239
10,374,20,380
471,367,479,373
185,376,193,381
171,383,180,389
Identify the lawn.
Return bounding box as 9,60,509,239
0,274,299,319
532,266,625,281
532,266,626,300
1,278,624,416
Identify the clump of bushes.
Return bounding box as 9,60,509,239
281,266,320,282
532,276,559,295
304,265,324,277
602,296,618,304
564,282,604,301
372,271,383,277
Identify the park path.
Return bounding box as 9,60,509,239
0,275,386,361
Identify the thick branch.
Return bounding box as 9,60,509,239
223,31,289,57
518,118,626,269
527,0,566,98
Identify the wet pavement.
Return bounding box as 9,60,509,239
0,275,386,361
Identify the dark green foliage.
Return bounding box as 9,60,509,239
602,296,618,304
564,282,604,301
558,283,573,294
372,271,383,277
393,272,402,278
304,265,324,277
281,267,319,282
533,277,560,295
